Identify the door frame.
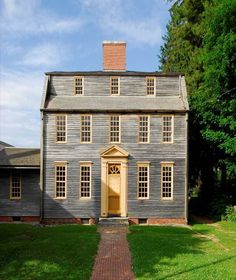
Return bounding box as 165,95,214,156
100,145,129,217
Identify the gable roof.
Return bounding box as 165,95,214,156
100,145,129,157
0,148,40,168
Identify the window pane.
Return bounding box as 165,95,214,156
55,165,66,198
110,115,120,142
138,165,149,198
161,164,173,198
75,77,83,95
162,116,173,143
139,116,149,143
80,165,91,198
81,115,91,143
56,115,66,142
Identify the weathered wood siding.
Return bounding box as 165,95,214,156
49,76,180,97
43,113,187,219
0,169,40,216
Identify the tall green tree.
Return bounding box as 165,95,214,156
160,0,236,214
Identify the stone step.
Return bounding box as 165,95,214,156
98,217,129,226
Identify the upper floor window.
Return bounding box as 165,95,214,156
74,77,84,95
161,162,174,200
55,162,67,199
162,115,174,143
80,162,92,198
10,172,21,199
81,115,92,143
110,77,120,95
139,115,150,143
110,115,120,143
56,115,67,143
146,77,156,96
137,162,149,199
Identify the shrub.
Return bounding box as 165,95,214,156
222,206,236,222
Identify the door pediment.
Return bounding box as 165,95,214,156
100,145,129,158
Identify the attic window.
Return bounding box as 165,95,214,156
110,77,120,95
146,77,156,95
74,77,84,95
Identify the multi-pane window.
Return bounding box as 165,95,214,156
162,115,173,143
110,115,120,143
146,77,156,95
10,172,21,199
139,115,150,143
137,163,149,199
74,77,84,95
81,115,92,143
80,164,91,198
110,77,120,95
161,163,173,199
55,162,67,198
56,115,67,143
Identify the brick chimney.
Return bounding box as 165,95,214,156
103,41,126,71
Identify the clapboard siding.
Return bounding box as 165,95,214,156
0,170,40,216
43,112,187,218
49,75,180,97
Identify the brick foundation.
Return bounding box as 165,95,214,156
129,217,187,225
0,216,12,222
0,216,40,222
42,218,82,225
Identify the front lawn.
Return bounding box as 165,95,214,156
0,224,99,280
128,222,236,280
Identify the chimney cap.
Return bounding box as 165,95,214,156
103,41,126,45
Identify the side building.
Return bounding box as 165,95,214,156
0,147,40,222
41,41,189,224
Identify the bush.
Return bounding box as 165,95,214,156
222,206,236,222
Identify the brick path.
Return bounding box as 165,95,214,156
91,226,135,280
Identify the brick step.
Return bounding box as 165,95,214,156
98,217,129,226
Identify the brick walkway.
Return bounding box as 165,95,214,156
91,226,135,280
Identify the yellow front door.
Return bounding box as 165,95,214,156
108,164,121,215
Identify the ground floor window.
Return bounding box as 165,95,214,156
80,162,92,198
137,162,149,199
161,162,174,199
55,162,67,198
10,172,21,199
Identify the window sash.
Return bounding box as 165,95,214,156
162,115,173,143
146,77,156,95
56,115,67,143
80,164,91,198
139,115,150,143
81,115,92,143
110,77,120,95
74,77,84,95
161,164,173,199
10,173,21,199
137,164,149,199
110,115,120,143
55,163,67,198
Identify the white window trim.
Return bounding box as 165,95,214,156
55,114,67,143
161,162,174,200
10,172,21,200
162,115,174,144
80,162,92,199
54,161,67,199
74,76,84,95
110,76,120,95
146,77,156,96
138,115,150,143
137,162,150,200
109,115,121,143
80,114,92,144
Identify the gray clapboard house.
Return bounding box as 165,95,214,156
40,41,189,224
0,146,40,222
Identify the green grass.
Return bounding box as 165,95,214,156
0,224,99,280
128,222,236,280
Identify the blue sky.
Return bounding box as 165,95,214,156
0,0,171,147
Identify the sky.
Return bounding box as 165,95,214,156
0,0,171,148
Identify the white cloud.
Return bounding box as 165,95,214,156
0,69,42,147
20,43,64,67
0,0,84,35
77,0,163,46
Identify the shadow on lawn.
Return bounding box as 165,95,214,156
128,225,235,279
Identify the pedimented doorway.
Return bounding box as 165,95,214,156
100,145,129,217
